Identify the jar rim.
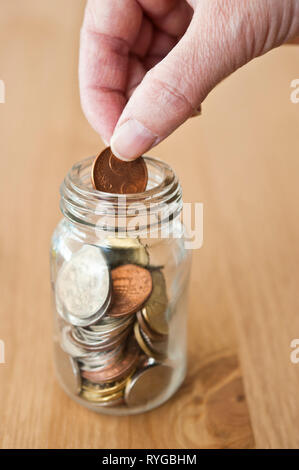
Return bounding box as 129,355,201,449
60,155,182,232
70,155,175,199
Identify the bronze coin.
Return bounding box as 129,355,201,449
91,147,148,194
81,337,140,383
107,264,152,317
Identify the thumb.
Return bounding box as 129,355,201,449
111,0,299,161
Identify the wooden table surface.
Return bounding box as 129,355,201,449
1,0,299,449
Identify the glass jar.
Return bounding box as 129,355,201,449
50,155,192,415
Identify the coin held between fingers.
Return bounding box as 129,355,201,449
91,147,148,194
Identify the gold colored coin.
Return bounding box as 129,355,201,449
137,309,166,342
139,326,168,358
81,389,124,403
82,374,133,397
143,270,169,335
134,322,164,361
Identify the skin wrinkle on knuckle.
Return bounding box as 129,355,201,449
147,71,195,114
195,0,264,72
136,0,178,19
243,0,299,56
272,0,299,46
84,0,142,46
210,1,254,67
81,28,130,56
199,0,298,67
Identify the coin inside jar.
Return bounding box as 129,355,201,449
107,264,152,317
91,147,148,194
81,389,124,404
142,270,169,335
137,309,167,342
71,325,131,352
54,341,81,395
140,326,168,358
99,237,149,269
55,245,111,326
78,342,125,371
82,376,130,397
125,360,173,407
81,337,140,383
133,322,165,361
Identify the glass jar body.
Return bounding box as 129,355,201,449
50,157,192,415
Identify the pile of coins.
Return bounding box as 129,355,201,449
54,149,173,408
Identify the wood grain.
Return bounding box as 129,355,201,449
0,0,298,449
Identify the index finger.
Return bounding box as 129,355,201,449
79,0,142,143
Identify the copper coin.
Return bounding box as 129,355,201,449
91,147,148,194
107,264,152,317
81,337,140,383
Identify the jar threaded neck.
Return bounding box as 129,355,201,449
60,156,182,235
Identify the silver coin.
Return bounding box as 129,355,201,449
79,345,124,371
79,321,133,343
88,315,133,333
72,326,131,352
55,245,111,326
124,360,173,407
54,341,81,395
60,326,91,358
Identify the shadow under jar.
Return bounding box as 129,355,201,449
50,155,192,415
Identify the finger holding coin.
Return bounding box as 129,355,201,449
92,147,148,194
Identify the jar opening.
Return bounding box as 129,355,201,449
60,156,182,235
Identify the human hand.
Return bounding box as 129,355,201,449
79,0,299,160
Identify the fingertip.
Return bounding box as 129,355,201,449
111,119,157,161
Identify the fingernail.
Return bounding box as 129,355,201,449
110,119,157,161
